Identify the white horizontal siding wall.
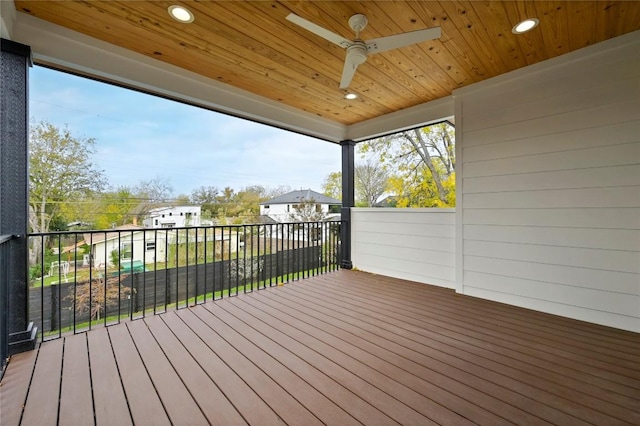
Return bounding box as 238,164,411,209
455,31,640,332
351,208,456,288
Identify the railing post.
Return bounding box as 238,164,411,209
340,140,355,269
0,39,37,356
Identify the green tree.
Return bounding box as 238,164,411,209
213,186,236,218
232,186,265,221
95,187,136,229
360,122,455,207
322,161,388,207
355,160,389,207
131,176,174,219
322,172,342,201
266,185,292,199
289,199,327,222
29,120,106,234
191,185,220,214
173,194,191,206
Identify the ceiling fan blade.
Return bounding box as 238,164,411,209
286,13,352,48
339,58,359,89
366,27,441,54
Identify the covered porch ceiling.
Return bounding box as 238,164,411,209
3,1,640,142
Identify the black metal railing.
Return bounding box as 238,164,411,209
28,221,342,341
0,234,13,373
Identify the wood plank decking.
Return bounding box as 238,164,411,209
2,270,639,425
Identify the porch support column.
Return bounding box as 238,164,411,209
1,39,36,355
340,139,355,269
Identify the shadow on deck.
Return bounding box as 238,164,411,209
2,270,639,425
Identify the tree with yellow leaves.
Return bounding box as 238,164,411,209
360,122,455,207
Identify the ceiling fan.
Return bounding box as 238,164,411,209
286,13,441,89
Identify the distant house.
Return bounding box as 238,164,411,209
143,205,203,228
66,221,92,231
259,189,341,223
85,224,239,269
84,224,166,268
374,196,398,208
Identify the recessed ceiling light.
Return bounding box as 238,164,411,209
168,5,194,23
512,18,539,34
344,93,358,100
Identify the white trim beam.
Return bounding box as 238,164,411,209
347,96,454,142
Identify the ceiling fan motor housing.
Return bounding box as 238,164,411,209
347,42,368,65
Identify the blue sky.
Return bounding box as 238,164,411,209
29,66,342,196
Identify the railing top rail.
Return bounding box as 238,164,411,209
28,220,342,237
0,234,14,244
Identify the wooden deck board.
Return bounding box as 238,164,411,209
216,298,482,425
2,269,639,426
126,319,209,425
20,338,63,426
108,323,170,426
331,275,640,376
201,300,400,426
58,333,93,426
178,308,323,426
315,276,640,424
324,275,640,407
372,277,640,360
144,314,247,426
301,274,640,425
258,283,583,425
0,347,37,426
235,292,535,425
160,311,284,426
87,328,132,426
272,279,634,425
316,275,640,401
190,304,362,426
200,301,442,426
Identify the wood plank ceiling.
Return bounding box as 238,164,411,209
13,1,640,126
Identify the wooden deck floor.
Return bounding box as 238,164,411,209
2,270,639,425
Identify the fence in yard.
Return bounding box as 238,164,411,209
29,221,342,340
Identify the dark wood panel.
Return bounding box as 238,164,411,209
198,301,441,425
2,270,638,426
176,308,323,426
20,339,63,426
190,304,360,425
126,320,208,425
87,328,132,426
294,274,640,425
58,334,93,425
160,311,285,426
143,315,246,425
0,348,37,426
108,324,170,426
252,285,580,425
268,280,630,424
231,293,529,425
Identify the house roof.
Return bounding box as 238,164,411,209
261,189,341,206
7,2,639,142
374,196,398,208
84,224,146,245
258,215,279,225
147,205,200,213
